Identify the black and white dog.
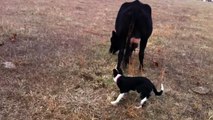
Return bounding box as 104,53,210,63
111,69,164,108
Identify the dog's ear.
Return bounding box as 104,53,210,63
117,68,123,75
112,30,116,36
113,69,118,77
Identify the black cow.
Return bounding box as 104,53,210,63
109,0,153,72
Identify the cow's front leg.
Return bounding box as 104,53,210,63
139,50,144,70
124,39,131,68
124,48,131,68
139,38,148,70
111,93,126,105
117,49,124,70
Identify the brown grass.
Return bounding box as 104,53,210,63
0,0,213,120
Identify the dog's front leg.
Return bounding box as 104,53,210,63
111,93,125,105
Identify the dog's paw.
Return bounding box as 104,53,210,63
111,101,118,106
135,105,142,109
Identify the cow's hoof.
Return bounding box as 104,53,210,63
139,66,144,71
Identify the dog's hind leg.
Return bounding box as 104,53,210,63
140,97,147,105
135,93,148,109
111,93,126,106
135,97,147,109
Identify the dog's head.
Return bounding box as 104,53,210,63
113,68,123,82
113,69,121,82
113,69,119,78
113,68,123,77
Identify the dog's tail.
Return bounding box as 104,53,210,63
153,84,164,96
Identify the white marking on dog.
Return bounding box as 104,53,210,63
140,97,147,105
113,74,122,82
135,105,142,109
135,97,147,109
111,93,125,105
161,84,164,91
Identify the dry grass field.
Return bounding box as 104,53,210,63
0,0,213,120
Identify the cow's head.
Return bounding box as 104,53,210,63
109,31,119,54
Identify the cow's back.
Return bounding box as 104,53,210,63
115,0,152,38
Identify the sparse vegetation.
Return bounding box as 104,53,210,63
0,0,212,120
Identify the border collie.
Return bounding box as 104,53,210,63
111,69,164,108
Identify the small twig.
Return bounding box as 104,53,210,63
0,56,6,61
160,67,166,83
209,114,213,120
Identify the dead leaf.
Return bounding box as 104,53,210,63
3,61,16,69
126,106,139,118
153,61,159,67
9,33,17,42
191,86,210,95
0,41,4,46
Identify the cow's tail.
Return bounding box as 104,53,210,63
126,10,136,49
127,13,135,39
127,11,138,53
153,84,164,96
